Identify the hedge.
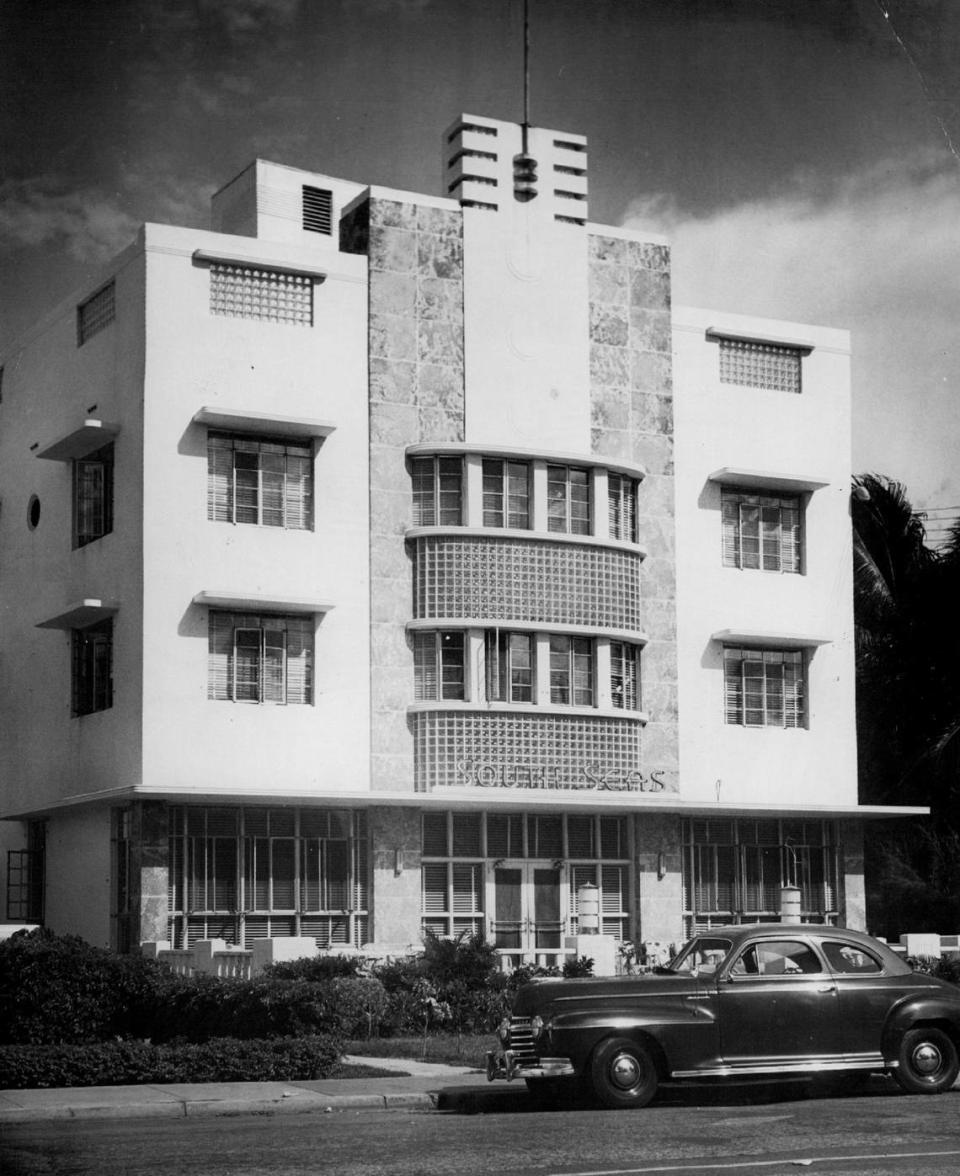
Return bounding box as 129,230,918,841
0,1035,345,1089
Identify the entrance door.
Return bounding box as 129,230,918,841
492,863,565,969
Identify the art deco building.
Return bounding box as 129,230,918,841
0,114,920,960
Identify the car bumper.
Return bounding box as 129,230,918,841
486,1049,576,1082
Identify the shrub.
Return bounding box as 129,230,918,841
263,954,361,982
153,976,338,1043
0,928,178,1046
0,1034,344,1089
325,976,390,1038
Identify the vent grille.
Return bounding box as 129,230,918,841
302,186,333,234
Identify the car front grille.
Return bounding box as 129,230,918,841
508,1016,540,1065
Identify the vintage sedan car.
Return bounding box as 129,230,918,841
487,924,960,1109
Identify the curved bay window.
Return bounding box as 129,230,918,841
682,817,839,937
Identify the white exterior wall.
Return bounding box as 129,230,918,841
673,307,857,808
457,120,591,451
138,221,372,799
0,247,146,817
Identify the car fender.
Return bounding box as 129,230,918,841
881,992,960,1061
543,995,715,1072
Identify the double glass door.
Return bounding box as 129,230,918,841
492,862,565,969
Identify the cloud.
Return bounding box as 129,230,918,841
0,178,139,263
621,150,960,508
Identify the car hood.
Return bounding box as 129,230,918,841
510,971,700,1016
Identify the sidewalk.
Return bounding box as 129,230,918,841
0,1057,528,1124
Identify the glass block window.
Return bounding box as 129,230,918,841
411,455,463,526
482,459,530,529
719,338,802,393
722,487,801,573
682,817,839,934
412,535,643,632
549,635,593,706
608,473,638,543
413,630,466,701
77,281,115,345
610,641,640,711
210,263,313,326
208,612,313,705
485,631,534,702
73,443,114,548
723,646,804,729
72,620,113,716
208,433,313,530
302,185,333,234
547,465,590,535
412,710,643,791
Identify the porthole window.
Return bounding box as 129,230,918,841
27,495,41,530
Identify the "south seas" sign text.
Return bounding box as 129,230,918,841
447,759,670,793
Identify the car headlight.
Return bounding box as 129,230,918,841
530,1015,544,1041
498,1016,511,1044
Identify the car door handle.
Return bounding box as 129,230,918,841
818,985,837,993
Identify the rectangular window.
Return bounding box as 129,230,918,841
302,185,333,234
413,631,465,701
723,646,804,728
208,433,313,530
718,338,802,394
6,849,44,922
209,263,313,326
73,443,114,548
482,459,530,529
549,635,593,706
411,455,462,526
682,818,838,934
77,281,115,345
208,612,313,705
547,465,590,535
72,620,113,716
484,631,534,703
610,641,640,710
721,487,801,573
608,473,637,542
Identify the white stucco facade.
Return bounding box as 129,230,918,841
0,116,922,955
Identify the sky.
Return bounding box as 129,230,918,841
2,0,959,539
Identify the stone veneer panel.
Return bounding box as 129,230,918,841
588,234,678,797
362,199,465,791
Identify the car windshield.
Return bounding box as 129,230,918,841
668,937,733,977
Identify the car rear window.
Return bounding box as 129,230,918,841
821,941,883,974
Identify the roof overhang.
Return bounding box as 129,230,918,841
192,591,334,615
193,407,336,439
712,628,831,650
35,599,120,630
34,420,119,462
708,467,830,494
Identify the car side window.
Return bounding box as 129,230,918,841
750,940,823,976
822,941,883,974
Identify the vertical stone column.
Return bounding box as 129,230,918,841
355,197,465,792
368,807,423,946
633,813,685,951
840,820,867,931
126,801,170,948
588,235,677,789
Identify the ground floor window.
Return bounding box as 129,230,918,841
682,817,839,937
166,806,368,949
421,811,631,967
6,823,44,923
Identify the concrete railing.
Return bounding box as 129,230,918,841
141,937,423,977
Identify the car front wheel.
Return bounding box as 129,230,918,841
590,1037,658,1109
894,1027,960,1094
